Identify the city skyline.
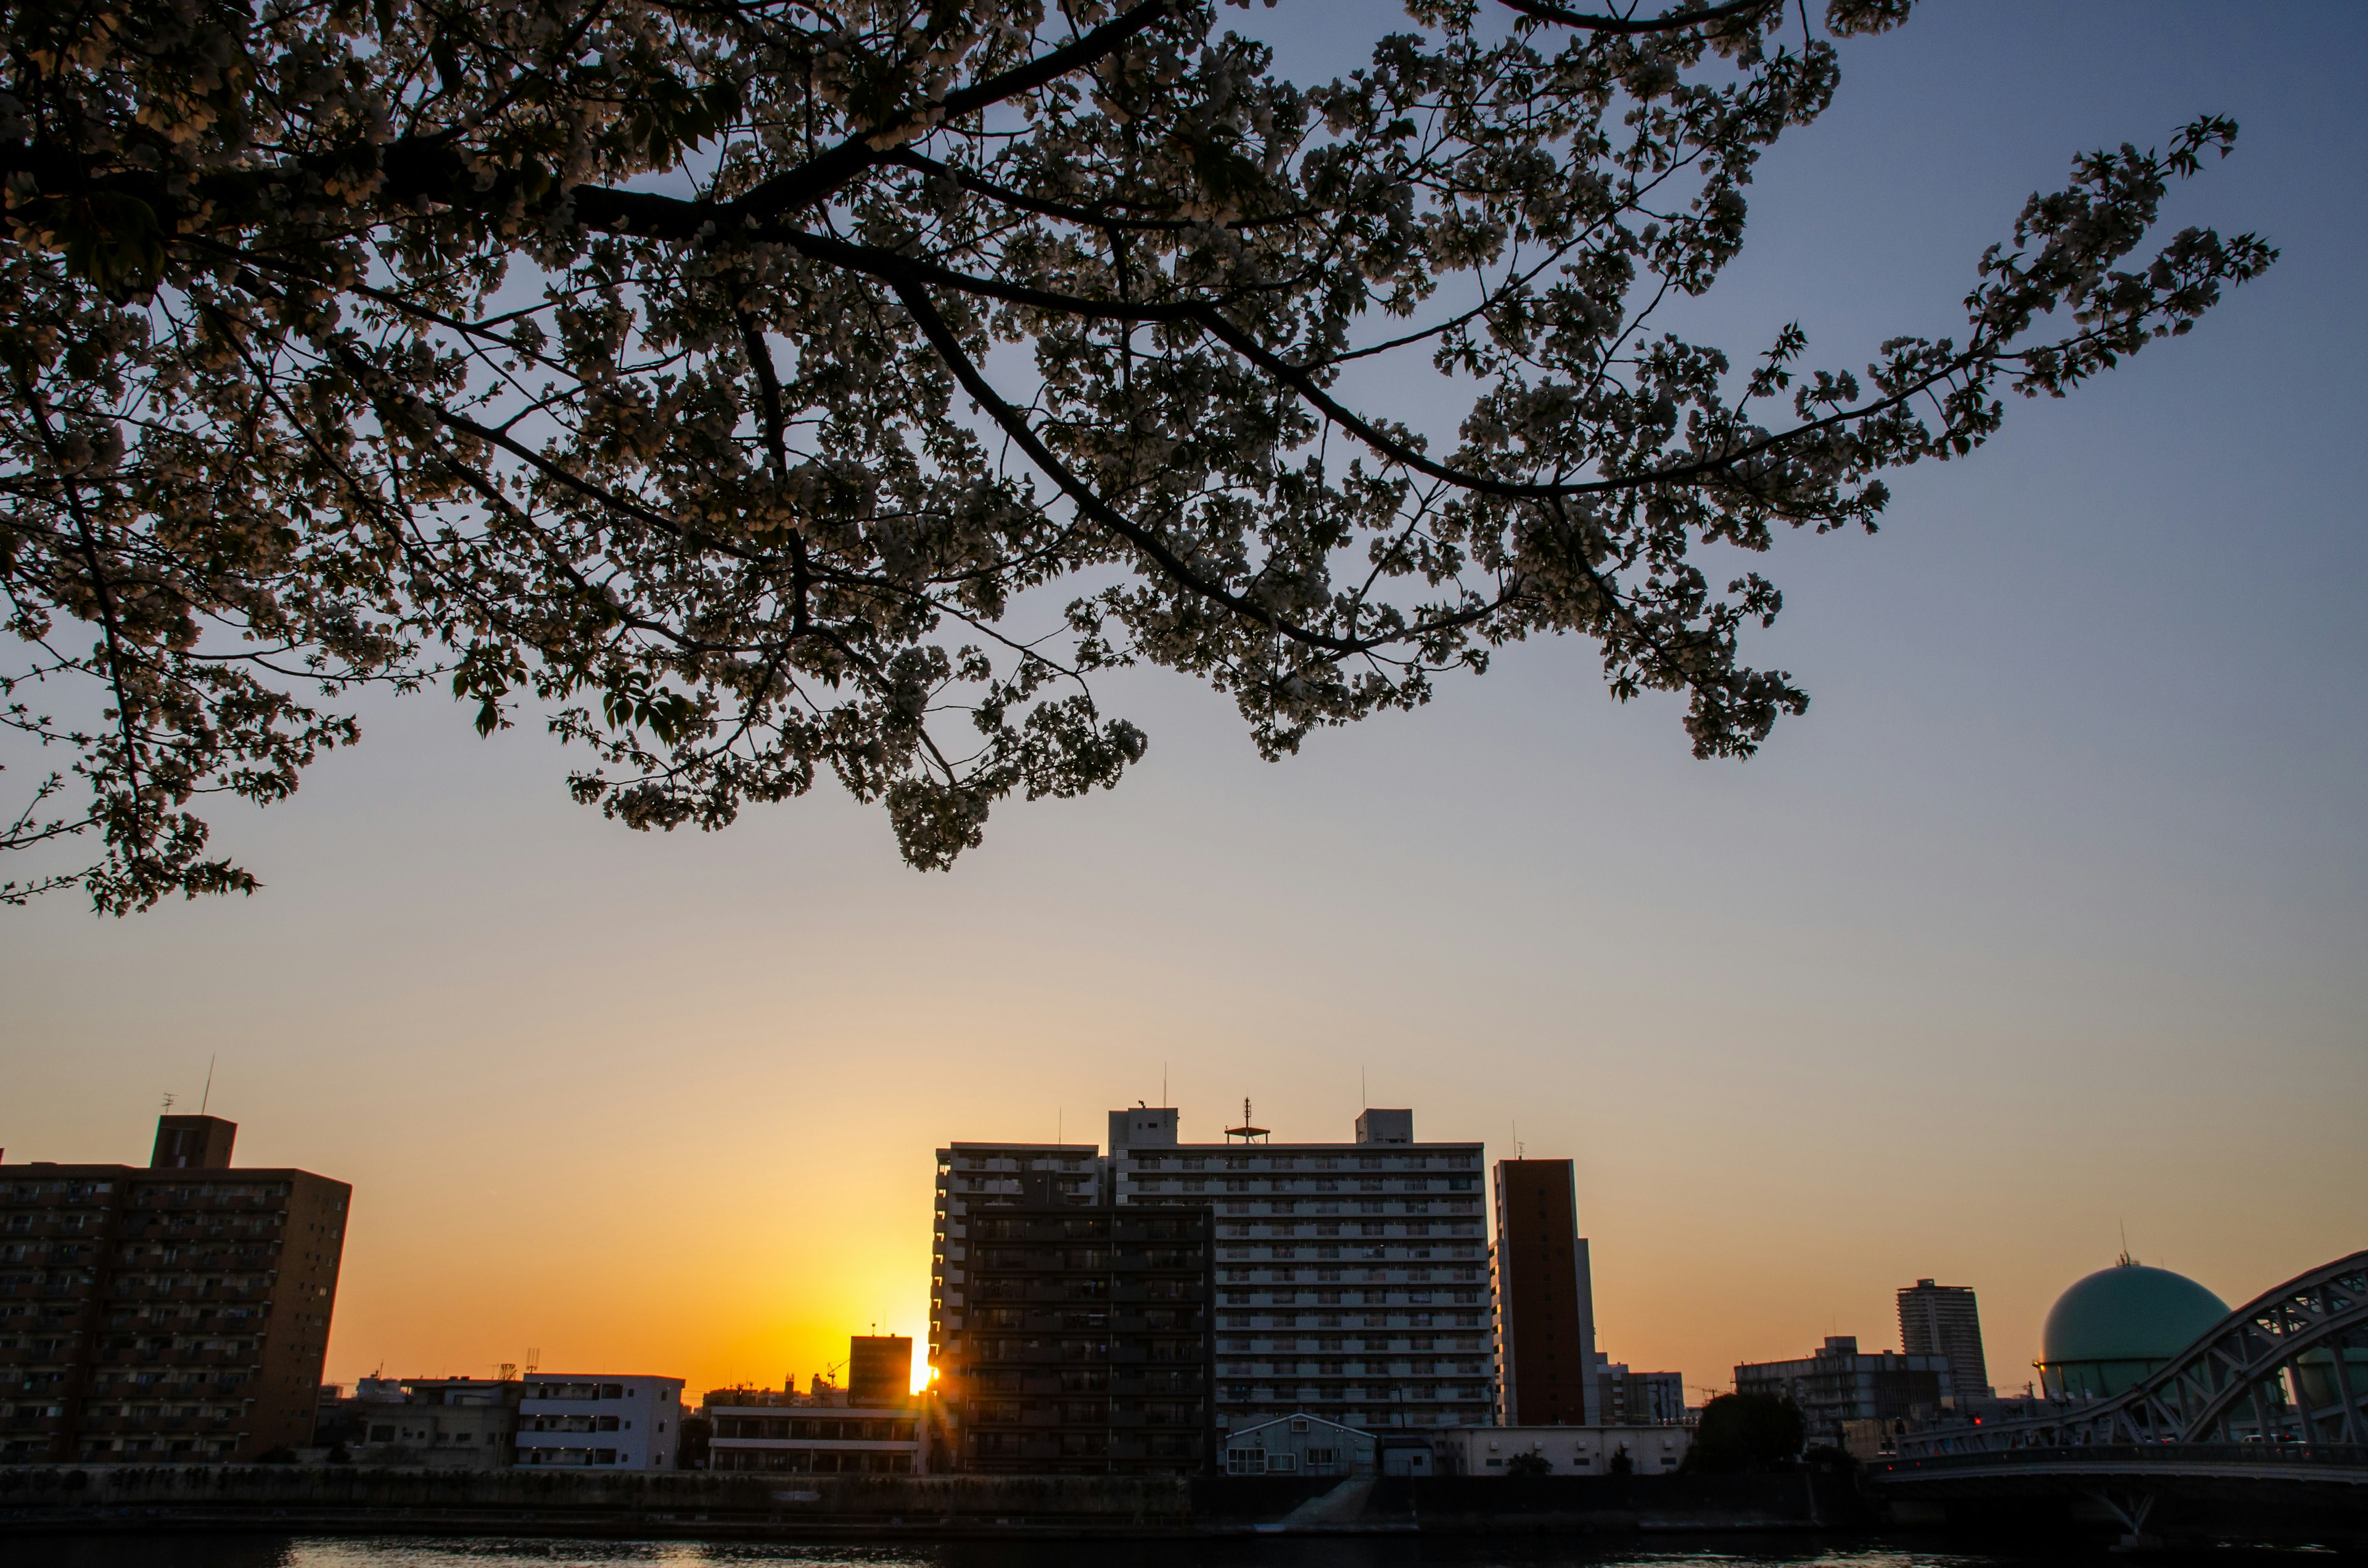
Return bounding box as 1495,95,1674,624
1,1094,2345,1409
6,0,2364,1414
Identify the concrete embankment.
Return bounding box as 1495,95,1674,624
0,1465,1861,1538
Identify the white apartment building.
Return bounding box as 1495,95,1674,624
514,1374,685,1469
1109,1106,1497,1433
928,1139,1100,1379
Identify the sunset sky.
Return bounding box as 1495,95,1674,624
6,1,2364,1406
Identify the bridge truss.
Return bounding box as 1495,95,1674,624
1897,1250,2368,1459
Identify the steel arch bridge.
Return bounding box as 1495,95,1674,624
1871,1250,2368,1530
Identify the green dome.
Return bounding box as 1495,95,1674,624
2042,1262,2230,1365
2037,1261,2232,1397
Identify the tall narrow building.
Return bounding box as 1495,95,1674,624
1897,1278,1991,1400
1110,1106,1495,1434
1492,1157,1599,1425
929,1141,1101,1391
0,1115,350,1462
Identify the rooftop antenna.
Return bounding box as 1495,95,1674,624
525,1347,540,1375
2118,1220,2134,1268
160,1091,175,1112
200,1054,216,1115
1513,1119,1523,1160
1225,1097,1269,1143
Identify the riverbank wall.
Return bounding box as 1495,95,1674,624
0,1464,1859,1538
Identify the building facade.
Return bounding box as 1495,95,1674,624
0,1115,348,1463
848,1334,911,1406
929,1140,1101,1385
1222,1411,1376,1476
704,1390,922,1474
514,1374,684,1468
1897,1278,1991,1400
1492,1158,1598,1425
344,1376,519,1468
1108,1107,1496,1434
937,1175,1215,1472
1734,1335,1953,1450
1596,1362,1687,1426
1437,1422,1690,1475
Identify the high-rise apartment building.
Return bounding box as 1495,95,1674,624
937,1173,1216,1472
0,1115,349,1463
1897,1278,1990,1400
1107,1106,1495,1434
930,1139,1100,1384
1492,1157,1598,1425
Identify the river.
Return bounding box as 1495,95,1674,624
4,1538,2317,1568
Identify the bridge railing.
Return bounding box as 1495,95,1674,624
1873,1441,2368,1477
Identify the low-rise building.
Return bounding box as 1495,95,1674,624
704,1337,926,1475
704,1385,923,1475
1596,1362,1688,1426
1222,1411,1375,1475
514,1374,684,1469
347,1377,519,1468
1733,1335,1952,1450
1436,1422,1690,1475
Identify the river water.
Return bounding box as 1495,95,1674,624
3,1540,2314,1568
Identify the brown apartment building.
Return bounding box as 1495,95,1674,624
1492,1157,1599,1426
0,1114,350,1462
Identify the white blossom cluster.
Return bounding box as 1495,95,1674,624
0,0,2274,909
